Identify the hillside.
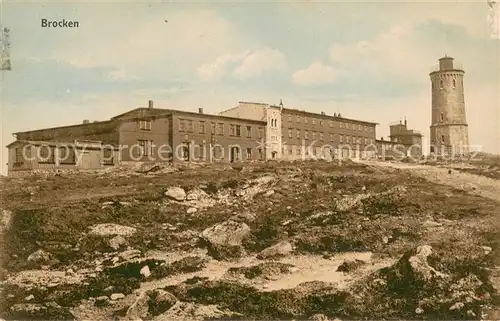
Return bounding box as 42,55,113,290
1,159,499,320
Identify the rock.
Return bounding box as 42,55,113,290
110,293,125,300
119,249,141,261
165,187,186,201
94,296,109,307
423,220,443,228
336,259,366,272
311,314,330,321
230,212,256,223
186,207,198,214
9,302,74,320
109,235,128,250
24,294,34,301
140,265,151,278
27,249,52,264
200,219,251,260
482,246,493,254
264,190,275,197
148,289,178,316
89,223,136,237
257,241,294,259
415,307,424,314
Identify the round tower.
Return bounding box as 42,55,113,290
429,56,469,156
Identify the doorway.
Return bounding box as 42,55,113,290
230,146,240,163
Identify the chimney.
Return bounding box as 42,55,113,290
83,119,89,124
321,111,325,115
404,117,407,127
148,100,154,109
198,107,203,114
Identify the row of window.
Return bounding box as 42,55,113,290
285,115,374,132
178,118,264,138
284,129,374,144
14,146,114,165
432,79,461,90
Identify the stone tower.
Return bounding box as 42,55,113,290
429,56,469,156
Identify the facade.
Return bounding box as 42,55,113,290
388,118,423,157
6,139,119,174
6,101,267,175
220,101,378,160
429,56,469,156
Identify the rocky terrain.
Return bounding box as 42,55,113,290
0,159,499,320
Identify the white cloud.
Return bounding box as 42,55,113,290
50,9,248,73
292,62,338,86
232,47,286,80
198,51,249,81
198,47,286,81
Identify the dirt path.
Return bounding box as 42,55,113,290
356,160,500,203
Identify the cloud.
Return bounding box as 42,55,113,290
292,62,338,86
107,69,141,81
232,47,286,80
49,9,248,74
197,51,249,81
198,47,286,81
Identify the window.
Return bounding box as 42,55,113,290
181,144,190,161
346,136,350,143
296,129,300,139
39,145,55,163
288,129,292,138
296,115,300,122
271,136,277,141
258,127,263,139
440,80,443,89
304,117,308,124
179,119,185,131
211,122,216,134
330,133,334,142
15,147,24,163
358,124,362,130
312,132,316,140
230,125,235,136
103,148,114,165
199,121,206,134
329,121,333,127
217,123,224,135
187,120,193,132
453,79,456,88
288,115,292,122
305,131,309,139
138,140,153,156
59,147,76,164
319,120,323,126
340,135,344,143
236,125,241,137
246,126,252,138
319,133,324,141
139,120,152,130
312,119,316,125
441,135,445,143
364,138,368,145
258,148,264,160
288,147,293,155
246,148,252,160
440,113,444,122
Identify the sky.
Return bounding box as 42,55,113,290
1,0,499,175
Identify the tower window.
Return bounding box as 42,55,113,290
452,79,456,88
440,80,443,89
440,113,444,122
441,135,445,143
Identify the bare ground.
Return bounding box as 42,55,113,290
1,159,499,320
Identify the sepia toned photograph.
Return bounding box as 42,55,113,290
0,1,499,320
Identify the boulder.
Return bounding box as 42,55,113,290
257,241,293,260
165,187,187,201
200,220,251,260
89,223,137,237
27,249,52,264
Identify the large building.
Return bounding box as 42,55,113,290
6,99,380,175
219,101,379,160
429,56,469,156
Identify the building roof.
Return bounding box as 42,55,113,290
6,139,119,149
281,107,379,125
